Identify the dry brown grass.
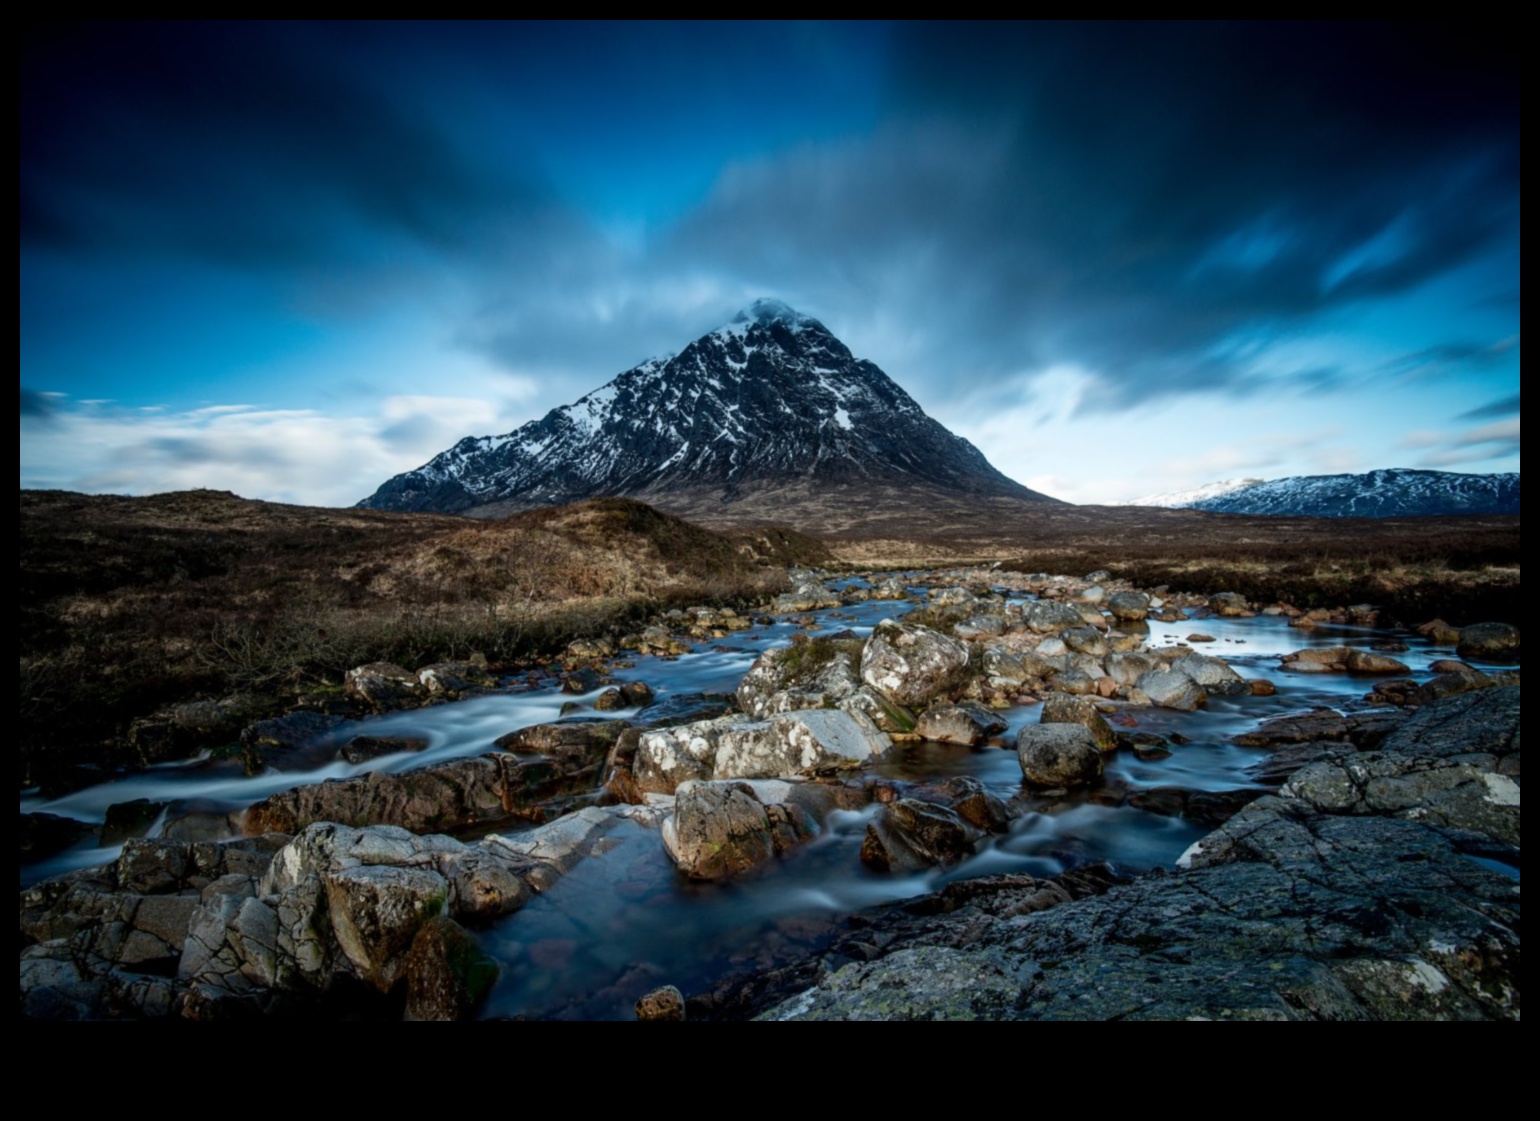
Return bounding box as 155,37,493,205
19,490,805,787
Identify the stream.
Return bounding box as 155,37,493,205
19,577,1474,1018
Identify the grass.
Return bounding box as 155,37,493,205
19,490,798,789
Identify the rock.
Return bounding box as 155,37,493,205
1017,724,1104,788
1417,619,1462,646
244,753,570,836
1078,584,1106,604
954,615,1008,639
1051,669,1098,696
1187,633,1215,643
635,692,736,728
773,583,841,612
915,703,1008,745
1061,626,1107,657
566,637,615,659
101,799,168,845
404,916,499,1021
1171,653,1248,696
324,864,449,991
1040,694,1116,752
636,985,686,1021
594,688,626,710
1107,591,1150,621
1232,707,1407,750
1104,651,1161,687
633,709,891,795
928,586,973,606
339,736,428,764
859,621,970,707
1208,592,1252,616
662,780,815,880
737,634,862,718
494,720,627,769
1344,650,1412,675
1281,755,1519,846
1134,668,1207,712
20,813,94,861
1456,622,1519,663
861,800,984,872
1023,600,1085,634
238,712,346,775
562,668,604,694
620,682,655,707
837,687,917,734
417,662,491,695
344,663,426,709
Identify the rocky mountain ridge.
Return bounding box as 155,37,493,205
1133,467,1519,518
359,299,1055,520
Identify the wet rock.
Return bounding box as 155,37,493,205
1457,622,1519,663
239,712,346,775
1408,671,1495,706
662,780,816,880
737,634,862,718
495,720,627,769
1107,591,1150,621
1208,592,1252,617
633,709,891,795
915,703,1008,745
1187,633,1215,643
634,692,736,729
404,915,499,1021
859,621,970,707
1344,650,1412,676
1105,651,1161,687
620,682,655,707
562,667,605,694
345,663,427,710
1171,653,1248,696
1040,694,1117,752
1061,626,1107,657
417,662,491,696
128,694,274,767
1017,724,1104,788
566,637,615,660
99,799,167,845
594,688,626,710
1417,619,1462,646
837,687,917,735
1023,600,1085,634
1232,707,1407,750
636,984,687,1021
340,736,428,764
1281,755,1519,846
773,583,842,613
244,753,566,836
1134,668,1207,712
20,813,94,861
861,799,984,872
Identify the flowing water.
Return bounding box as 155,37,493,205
19,580,1477,1018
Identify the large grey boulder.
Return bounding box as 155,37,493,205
1040,694,1116,751
633,709,890,794
662,780,816,880
736,637,862,718
860,621,970,706
1135,668,1207,711
1107,591,1150,621
1017,724,1104,788
1023,601,1085,634
1171,653,1249,696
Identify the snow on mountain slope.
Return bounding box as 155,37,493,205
359,299,1053,514
1134,468,1519,517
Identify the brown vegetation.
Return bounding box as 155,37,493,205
19,490,805,788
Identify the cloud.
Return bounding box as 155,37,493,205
1412,415,1520,468
18,395,529,507
1458,392,1521,420
20,388,59,420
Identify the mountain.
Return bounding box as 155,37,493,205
1126,478,1264,508
359,299,1057,527
1133,468,1520,518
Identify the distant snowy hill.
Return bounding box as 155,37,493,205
359,299,1055,518
1132,468,1519,517
1127,479,1264,508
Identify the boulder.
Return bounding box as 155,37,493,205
404,915,499,1021
861,799,984,872
1456,622,1520,663
737,635,862,718
1344,650,1412,676
662,780,815,880
1061,626,1107,657
238,712,346,775
1023,600,1086,634
859,621,970,707
416,662,491,696
1171,653,1249,696
344,663,426,709
1134,668,1207,712
1107,591,1150,621
915,703,1008,745
1208,592,1252,617
636,984,687,1021
1017,724,1104,788
1040,694,1116,752
339,736,428,764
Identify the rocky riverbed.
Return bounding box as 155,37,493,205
18,569,1521,1019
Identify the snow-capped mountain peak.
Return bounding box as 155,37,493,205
359,301,1054,516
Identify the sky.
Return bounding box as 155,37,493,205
20,21,1520,507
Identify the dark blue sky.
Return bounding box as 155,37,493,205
21,21,1519,504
